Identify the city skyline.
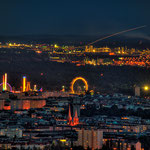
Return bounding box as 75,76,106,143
0,1,150,149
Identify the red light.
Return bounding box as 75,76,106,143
4,105,11,110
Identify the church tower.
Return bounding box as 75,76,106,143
67,105,73,125
73,109,79,125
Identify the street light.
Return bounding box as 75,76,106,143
144,86,149,91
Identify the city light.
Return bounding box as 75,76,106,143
2,73,7,91
34,85,37,91
26,82,31,91
23,76,26,92
62,86,65,92
60,139,66,142
2,75,5,91
4,73,7,91
9,43,12,46
54,44,58,48
144,86,149,91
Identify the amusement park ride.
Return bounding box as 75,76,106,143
0,73,42,93
70,77,88,94
0,73,89,94
0,73,12,92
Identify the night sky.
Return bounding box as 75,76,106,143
0,0,149,37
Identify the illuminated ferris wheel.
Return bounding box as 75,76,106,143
70,77,88,94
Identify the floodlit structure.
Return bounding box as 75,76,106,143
73,109,79,125
26,82,31,91
67,105,79,126
2,75,5,91
2,73,7,91
23,76,26,92
4,73,7,91
33,85,37,91
67,105,73,125
1,73,12,92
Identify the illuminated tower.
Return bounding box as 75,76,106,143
67,105,73,126
2,73,7,91
26,82,31,92
73,109,79,125
23,76,26,92
4,73,7,91
33,85,37,91
2,75,5,91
